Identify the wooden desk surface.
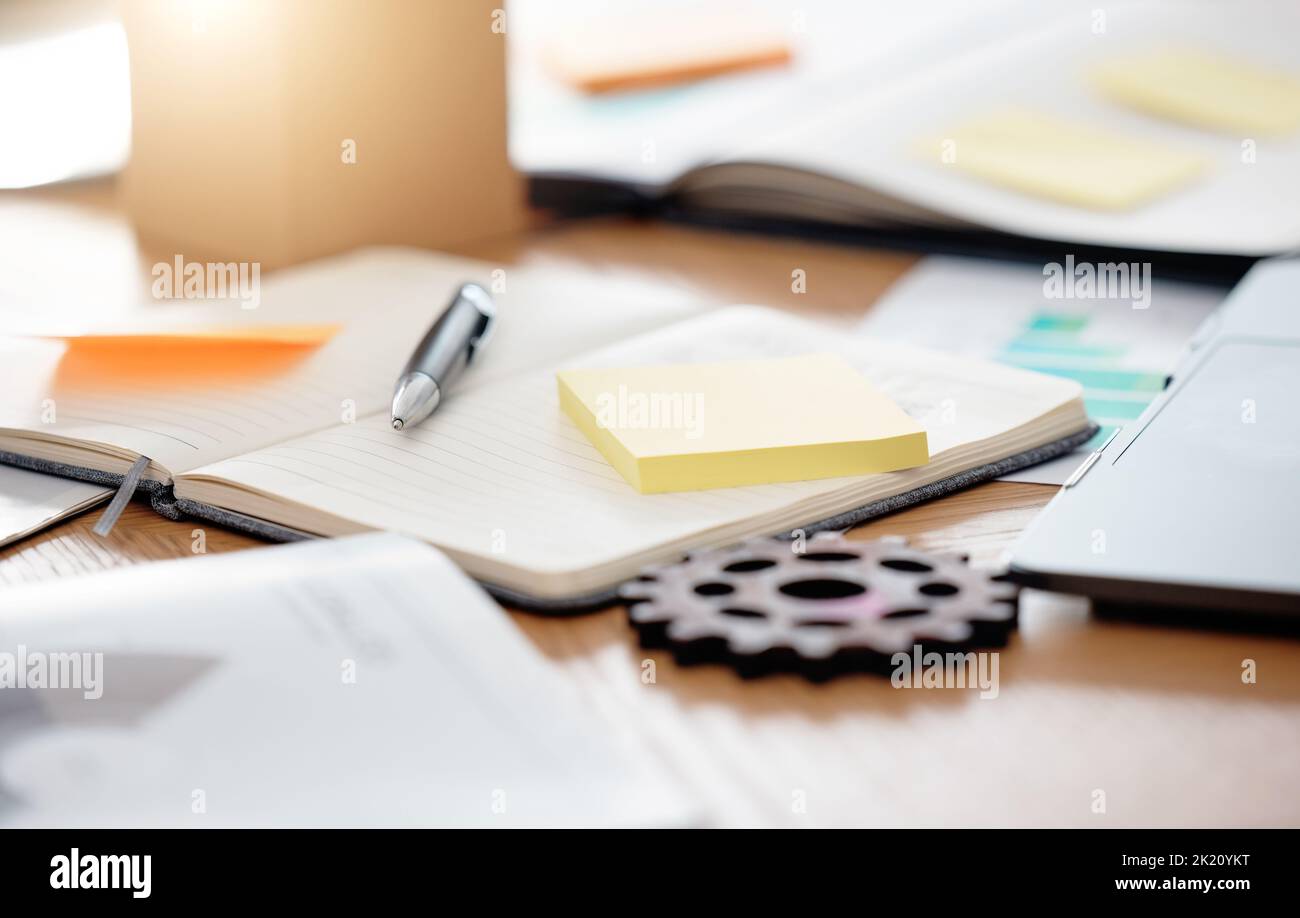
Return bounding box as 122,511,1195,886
2,189,1297,827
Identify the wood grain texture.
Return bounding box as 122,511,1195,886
2,192,1297,827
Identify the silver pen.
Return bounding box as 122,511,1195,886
390,282,496,430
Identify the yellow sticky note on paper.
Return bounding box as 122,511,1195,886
918,109,1207,210
557,354,929,494
1093,48,1300,137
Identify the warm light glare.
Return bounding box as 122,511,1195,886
0,22,132,189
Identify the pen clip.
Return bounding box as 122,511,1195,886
458,282,496,364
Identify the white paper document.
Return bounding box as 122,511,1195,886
0,533,693,827
0,463,110,548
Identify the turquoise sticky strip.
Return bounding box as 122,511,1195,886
1004,362,1166,393
1027,314,1089,333
1003,339,1126,359
1084,397,1150,420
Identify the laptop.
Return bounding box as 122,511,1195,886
1008,257,1300,615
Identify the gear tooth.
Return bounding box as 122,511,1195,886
667,618,730,647
935,621,974,643
990,582,1020,602
628,602,672,625
726,629,777,657
617,580,660,604
790,632,840,660
879,534,908,546
968,602,1016,622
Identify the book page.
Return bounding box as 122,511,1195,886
0,248,704,479
0,533,691,827
719,1,1300,255
178,307,1081,595
0,464,110,550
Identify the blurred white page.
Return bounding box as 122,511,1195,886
859,256,1225,483
0,533,693,827
733,0,1300,254
0,463,109,548
517,0,1300,255
510,0,1024,184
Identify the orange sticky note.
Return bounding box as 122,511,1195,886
545,11,791,94
48,324,342,347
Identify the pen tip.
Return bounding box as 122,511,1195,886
391,418,404,431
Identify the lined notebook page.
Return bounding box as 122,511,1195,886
0,248,704,478
179,307,1080,594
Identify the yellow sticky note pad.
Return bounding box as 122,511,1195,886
917,109,1207,210
557,354,929,494
1093,48,1300,137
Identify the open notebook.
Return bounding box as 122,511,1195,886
0,248,1091,609
523,0,1300,259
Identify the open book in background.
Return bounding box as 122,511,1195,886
0,248,1091,608
0,533,692,827
517,0,1300,260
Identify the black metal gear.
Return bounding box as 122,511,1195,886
619,532,1018,681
